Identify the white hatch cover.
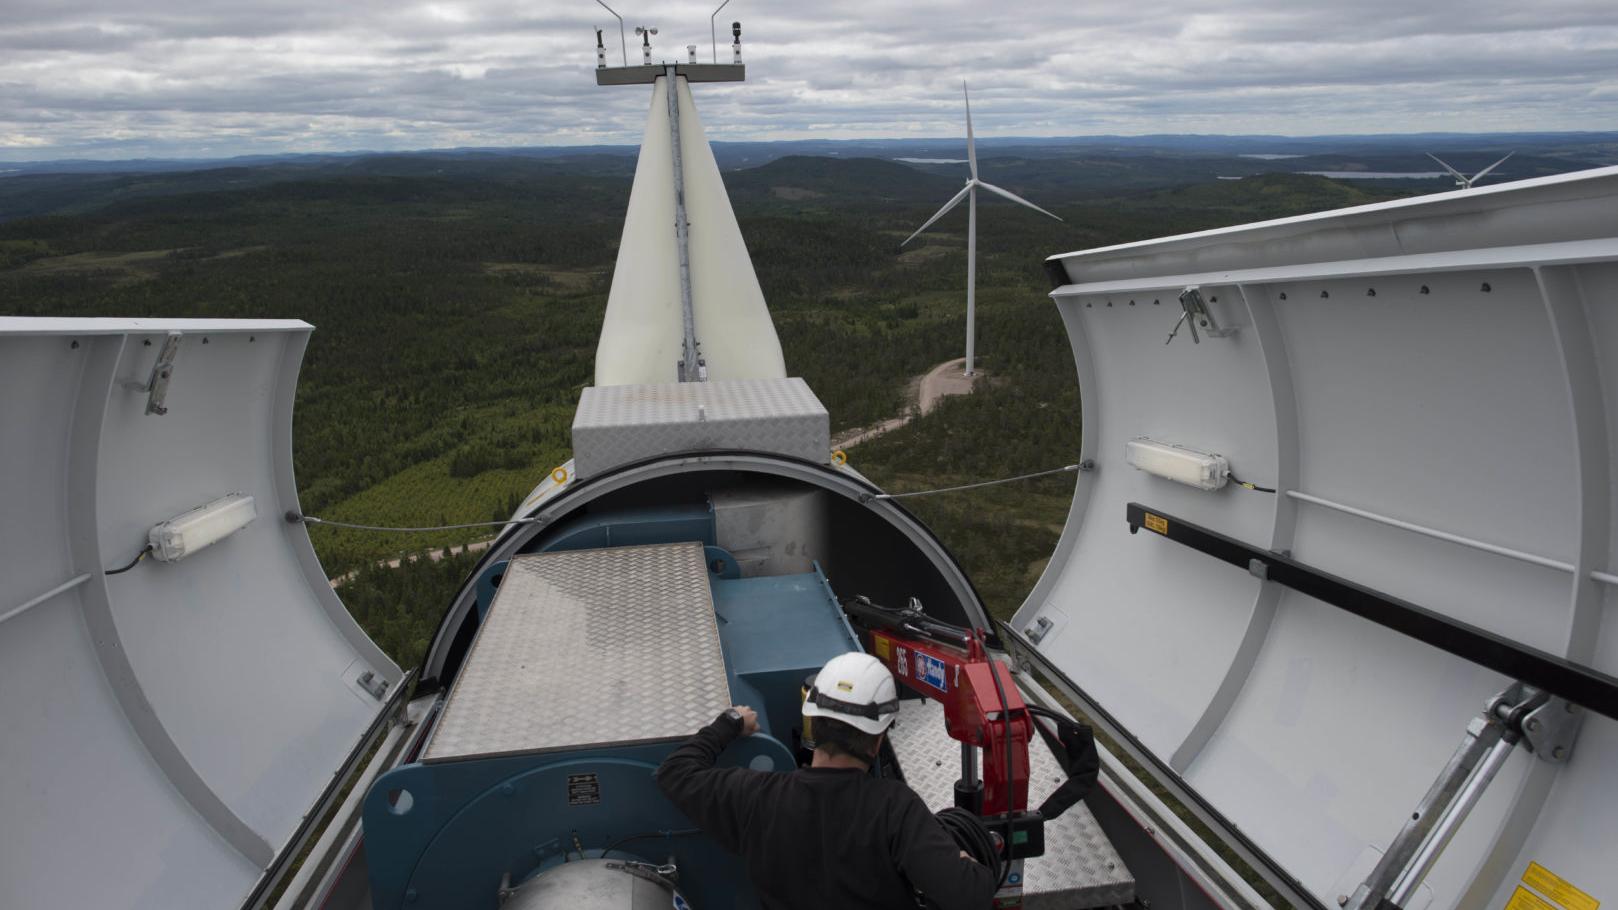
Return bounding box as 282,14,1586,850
1015,167,1618,909
0,319,401,909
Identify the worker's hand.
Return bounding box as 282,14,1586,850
959,850,980,865
732,705,760,736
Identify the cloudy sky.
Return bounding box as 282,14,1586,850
3,0,1616,161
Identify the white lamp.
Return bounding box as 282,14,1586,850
148,493,258,562
1124,437,1229,491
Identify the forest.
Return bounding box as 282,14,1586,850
1,149,1431,668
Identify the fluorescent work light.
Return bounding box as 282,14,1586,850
148,493,258,562
1124,438,1229,491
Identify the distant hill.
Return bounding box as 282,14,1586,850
1119,172,1414,221
7,129,1614,178
723,156,959,208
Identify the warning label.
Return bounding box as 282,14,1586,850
567,773,601,806
1143,513,1169,535
1510,887,1561,910
1522,863,1599,910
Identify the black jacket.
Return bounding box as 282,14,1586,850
655,713,997,910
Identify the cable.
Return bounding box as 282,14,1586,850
600,828,701,859
936,807,1008,887
296,464,1082,528
862,464,1080,502
105,544,153,575
1227,471,1276,494
289,513,546,533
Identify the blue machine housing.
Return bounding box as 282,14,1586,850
363,503,862,909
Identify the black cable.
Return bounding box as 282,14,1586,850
1227,471,1276,493
600,828,701,859
105,544,153,576
935,807,1006,886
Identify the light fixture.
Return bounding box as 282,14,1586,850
1124,437,1229,491
148,493,258,562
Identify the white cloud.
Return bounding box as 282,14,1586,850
1,0,1615,159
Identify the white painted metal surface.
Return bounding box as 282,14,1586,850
594,75,786,386
1016,167,1618,910
0,319,400,909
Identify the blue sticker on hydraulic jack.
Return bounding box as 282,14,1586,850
915,653,948,693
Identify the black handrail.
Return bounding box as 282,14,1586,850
1126,503,1618,722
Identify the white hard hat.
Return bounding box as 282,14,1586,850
802,652,900,735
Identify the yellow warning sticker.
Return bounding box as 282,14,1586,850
1143,513,1169,535
1523,862,1599,910
1511,886,1563,910
873,636,890,661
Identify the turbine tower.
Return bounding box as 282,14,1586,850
901,82,1062,376
1427,151,1513,189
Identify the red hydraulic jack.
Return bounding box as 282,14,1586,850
843,596,1046,909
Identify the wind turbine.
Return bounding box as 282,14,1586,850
901,82,1063,377
1427,151,1513,189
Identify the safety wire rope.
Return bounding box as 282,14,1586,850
600,827,702,859
290,514,547,533
286,462,1088,535
860,464,1081,502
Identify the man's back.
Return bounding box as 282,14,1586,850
655,715,996,910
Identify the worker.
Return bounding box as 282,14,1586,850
655,651,998,909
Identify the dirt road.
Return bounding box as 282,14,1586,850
329,536,496,588
830,358,979,449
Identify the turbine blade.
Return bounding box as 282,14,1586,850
1427,153,1467,182
977,180,1064,222
1470,151,1513,183
963,80,978,180
900,184,973,247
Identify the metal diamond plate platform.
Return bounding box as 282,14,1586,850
571,377,829,479
423,543,732,762
888,700,1135,909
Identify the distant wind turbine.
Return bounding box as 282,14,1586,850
1427,151,1513,189
901,82,1063,377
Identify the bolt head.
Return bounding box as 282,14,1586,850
1552,746,1567,760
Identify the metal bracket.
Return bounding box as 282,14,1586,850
605,859,680,887
1165,286,1237,345
120,332,182,415
1520,694,1584,763
356,669,390,700
1025,616,1054,644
